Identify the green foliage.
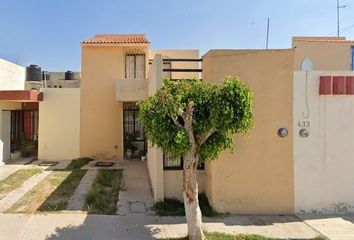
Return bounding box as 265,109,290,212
138,77,253,162
153,194,223,217
85,169,122,215
204,233,270,240
65,158,93,170
124,133,138,152
19,135,36,154
164,233,325,240
153,198,185,216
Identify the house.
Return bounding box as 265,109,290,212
0,34,354,214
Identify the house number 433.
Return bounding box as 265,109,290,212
297,120,310,128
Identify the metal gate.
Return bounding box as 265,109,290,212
10,110,38,153
123,104,146,157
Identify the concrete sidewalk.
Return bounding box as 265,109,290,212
116,160,154,216
0,213,321,240
299,214,354,240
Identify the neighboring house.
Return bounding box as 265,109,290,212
0,34,354,214
25,69,81,90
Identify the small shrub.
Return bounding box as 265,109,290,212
153,194,223,217
153,198,185,216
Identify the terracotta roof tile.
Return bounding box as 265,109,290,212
82,34,150,45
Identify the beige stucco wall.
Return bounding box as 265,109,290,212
38,88,80,160
80,45,148,159
293,38,353,71
116,78,147,102
146,54,164,201
147,142,164,201
202,49,295,214
149,49,200,79
294,71,354,214
0,58,25,90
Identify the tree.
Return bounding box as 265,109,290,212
138,77,253,240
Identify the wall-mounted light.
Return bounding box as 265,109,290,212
299,129,310,138
277,128,288,138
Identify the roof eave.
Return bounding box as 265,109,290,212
81,43,150,47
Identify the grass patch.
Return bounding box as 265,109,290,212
84,169,122,215
65,158,93,170
206,233,271,240
6,158,90,213
37,169,87,211
6,170,71,213
166,232,327,240
153,193,223,217
0,168,42,200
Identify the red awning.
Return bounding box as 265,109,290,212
0,90,43,102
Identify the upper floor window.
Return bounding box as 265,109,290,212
300,57,314,71
125,54,145,78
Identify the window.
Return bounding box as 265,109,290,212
163,153,205,170
162,61,171,79
125,54,145,78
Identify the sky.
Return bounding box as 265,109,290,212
0,0,353,71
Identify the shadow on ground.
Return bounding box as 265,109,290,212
42,214,322,240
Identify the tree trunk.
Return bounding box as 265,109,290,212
183,151,205,240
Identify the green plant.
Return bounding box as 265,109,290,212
153,194,223,217
153,198,185,216
84,170,122,215
65,158,93,170
139,77,253,240
139,149,147,156
124,133,138,152
19,135,36,155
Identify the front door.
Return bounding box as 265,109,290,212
1,111,11,163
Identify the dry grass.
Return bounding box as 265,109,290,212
6,158,91,213
37,170,87,211
6,170,71,213
0,168,42,200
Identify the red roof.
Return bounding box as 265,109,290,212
82,34,150,45
0,90,43,102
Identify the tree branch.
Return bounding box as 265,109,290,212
197,126,216,146
172,117,183,128
184,101,196,147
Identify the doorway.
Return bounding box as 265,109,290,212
123,103,146,160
